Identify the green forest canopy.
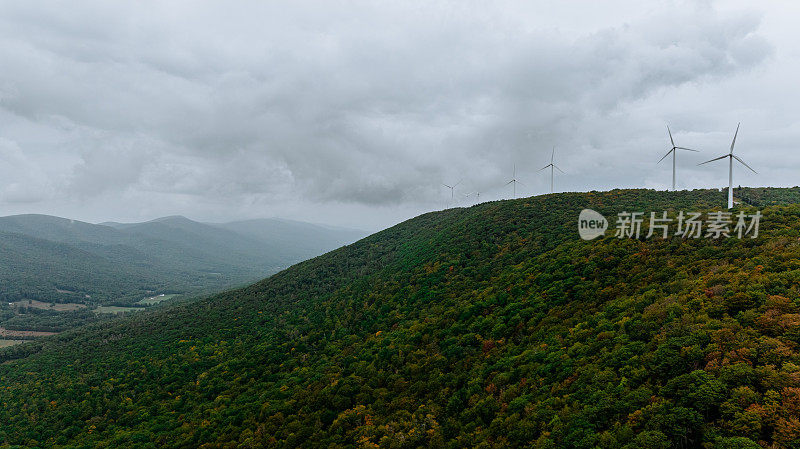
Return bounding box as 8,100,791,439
2,187,800,448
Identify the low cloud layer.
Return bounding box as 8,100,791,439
0,1,794,230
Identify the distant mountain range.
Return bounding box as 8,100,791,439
0,214,365,304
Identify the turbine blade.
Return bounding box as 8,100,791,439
675,147,699,152
442,184,452,189
551,146,555,163
697,154,729,165
657,148,674,164
733,155,758,174
539,164,551,171
516,180,526,187
505,180,514,186
453,179,462,188
667,125,675,147
730,122,740,154
554,165,565,174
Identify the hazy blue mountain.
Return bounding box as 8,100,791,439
103,216,286,274
0,214,123,245
0,214,365,305
0,230,165,303
213,217,365,262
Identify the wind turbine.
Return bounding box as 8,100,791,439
697,123,757,209
658,125,699,191
442,180,461,204
539,146,564,193
463,191,480,203
505,164,524,199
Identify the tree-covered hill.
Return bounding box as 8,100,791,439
3,188,800,448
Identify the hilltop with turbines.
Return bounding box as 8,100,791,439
447,124,760,210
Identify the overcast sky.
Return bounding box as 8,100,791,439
0,1,797,231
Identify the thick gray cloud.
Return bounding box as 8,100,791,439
0,0,793,230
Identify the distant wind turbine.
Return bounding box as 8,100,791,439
697,123,757,209
539,146,564,193
442,180,462,204
463,191,481,203
505,165,524,199
658,125,699,191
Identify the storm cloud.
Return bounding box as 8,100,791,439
0,1,794,230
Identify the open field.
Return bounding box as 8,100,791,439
93,306,144,315
0,339,24,348
0,327,57,338
137,294,179,305
11,300,86,312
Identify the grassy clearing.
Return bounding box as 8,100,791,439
137,294,179,305
93,306,144,315
11,300,86,312
0,339,24,348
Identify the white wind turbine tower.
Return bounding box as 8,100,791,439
538,146,564,193
505,164,524,199
442,180,461,205
658,125,698,191
697,123,757,209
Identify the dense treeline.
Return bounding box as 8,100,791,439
2,188,800,448
737,186,800,207
0,307,107,333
